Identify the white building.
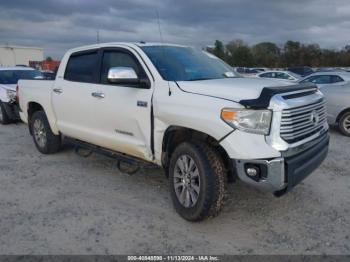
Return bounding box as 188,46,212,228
0,45,44,67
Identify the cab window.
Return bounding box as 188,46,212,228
100,50,146,84
64,51,99,83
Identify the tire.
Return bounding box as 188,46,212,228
30,111,61,154
339,111,350,137
169,141,226,221
0,101,11,125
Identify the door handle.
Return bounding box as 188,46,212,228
91,92,105,99
53,88,63,94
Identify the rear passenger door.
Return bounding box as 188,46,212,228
52,49,102,141
91,47,154,161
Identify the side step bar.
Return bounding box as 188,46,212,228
65,137,159,172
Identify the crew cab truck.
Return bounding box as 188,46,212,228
18,43,329,221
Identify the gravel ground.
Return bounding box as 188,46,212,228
0,123,349,255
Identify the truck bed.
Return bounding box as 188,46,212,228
17,80,55,124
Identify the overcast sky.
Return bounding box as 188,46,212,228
1,0,350,59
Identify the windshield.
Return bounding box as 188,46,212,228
141,46,237,81
0,70,43,85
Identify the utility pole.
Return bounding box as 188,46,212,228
97,30,100,44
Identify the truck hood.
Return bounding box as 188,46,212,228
176,78,292,102
0,84,17,91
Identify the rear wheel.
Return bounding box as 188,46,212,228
169,142,226,221
30,111,61,154
339,111,350,137
0,101,11,125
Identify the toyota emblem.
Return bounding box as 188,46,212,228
310,110,320,125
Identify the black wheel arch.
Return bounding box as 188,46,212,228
336,107,350,123
161,126,235,182
27,102,45,135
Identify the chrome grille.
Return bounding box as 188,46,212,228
280,99,327,143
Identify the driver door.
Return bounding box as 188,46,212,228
89,48,154,161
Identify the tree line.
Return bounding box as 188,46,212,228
207,39,350,68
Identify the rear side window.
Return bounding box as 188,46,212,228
300,76,314,83
260,72,272,78
313,75,332,84
301,75,332,84
275,72,289,79
331,75,344,83
64,52,98,83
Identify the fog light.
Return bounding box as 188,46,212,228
244,164,261,182
246,167,258,177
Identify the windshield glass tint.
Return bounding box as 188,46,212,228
0,70,43,84
141,46,236,81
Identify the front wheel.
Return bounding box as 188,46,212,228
169,142,226,221
339,111,350,137
30,111,61,154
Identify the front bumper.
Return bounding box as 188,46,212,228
234,132,329,194
3,102,20,121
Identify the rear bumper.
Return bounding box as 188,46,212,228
234,132,329,194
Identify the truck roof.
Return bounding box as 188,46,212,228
66,42,188,54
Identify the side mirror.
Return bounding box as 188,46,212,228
107,67,150,89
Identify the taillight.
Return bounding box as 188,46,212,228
16,84,19,103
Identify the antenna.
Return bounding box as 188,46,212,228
155,9,172,96
156,10,164,45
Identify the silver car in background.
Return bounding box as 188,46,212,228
300,71,350,136
256,70,301,82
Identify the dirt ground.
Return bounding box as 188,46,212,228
0,123,349,255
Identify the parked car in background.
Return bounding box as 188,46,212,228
299,71,350,136
251,68,268,72
0,67,43,124
41,70,56,80
314,67,342,73
18,42,329,221
288,66,314,77
256,70,300,82
234,67,257,75
299,71,350,88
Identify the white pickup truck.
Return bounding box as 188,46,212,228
18,42,329,221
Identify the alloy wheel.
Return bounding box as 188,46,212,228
33,119,47,148
173,155,201,208
343,115,350,134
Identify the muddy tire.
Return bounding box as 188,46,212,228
169,141,226,221
30,111,61,154
0,101,11,125
339,111,350,137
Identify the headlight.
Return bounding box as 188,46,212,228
6,90,16,101
221,108,272,135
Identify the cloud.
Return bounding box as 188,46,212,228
0,0,349,59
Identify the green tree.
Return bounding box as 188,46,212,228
225,39,251,66
213,40,225,60
282,41,301,66
252,42,280,67
208,39,350,68
299,44,321,67
233,46,254,67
